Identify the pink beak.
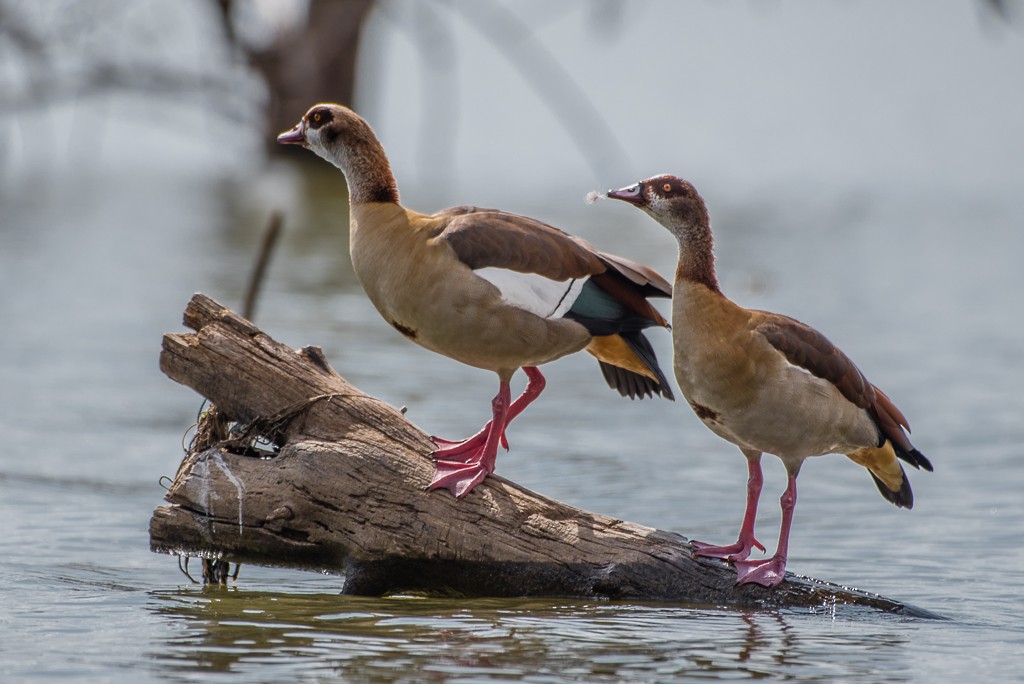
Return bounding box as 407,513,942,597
606,183,644,206
277,122,306,146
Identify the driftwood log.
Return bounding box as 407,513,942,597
151,293,936,616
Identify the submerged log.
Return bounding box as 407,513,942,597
152,293,937,616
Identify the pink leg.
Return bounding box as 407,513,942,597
430,367,546,462
734,473,797,587
692,453,767,561
428,368,546,498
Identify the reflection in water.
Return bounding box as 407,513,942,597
148,590,911,681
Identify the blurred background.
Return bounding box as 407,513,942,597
1,1,1023,682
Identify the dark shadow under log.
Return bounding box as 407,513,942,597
151,293,939,617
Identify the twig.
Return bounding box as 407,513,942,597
242,211,283,321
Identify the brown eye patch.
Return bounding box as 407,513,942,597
654,176,691,198
308,108,333,129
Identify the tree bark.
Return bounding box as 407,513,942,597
151,293,936,616
220,0,376,152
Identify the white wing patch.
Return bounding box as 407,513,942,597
475,267,588,319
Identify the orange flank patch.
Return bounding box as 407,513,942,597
585,334,659,382
846,443,904,493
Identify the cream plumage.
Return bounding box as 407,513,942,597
606,175,932,586
278,104,674,498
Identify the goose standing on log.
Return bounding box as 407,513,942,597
603,175,932,586
277,104,674,498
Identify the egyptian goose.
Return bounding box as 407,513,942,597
604,175,932,587
277,104,674,498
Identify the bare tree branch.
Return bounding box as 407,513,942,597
443,0,631,182
0,61,258,120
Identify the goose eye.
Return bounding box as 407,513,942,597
662,183,672,193
312,112,322,124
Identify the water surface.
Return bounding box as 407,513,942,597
2,156,1022,681
3,3,1024,678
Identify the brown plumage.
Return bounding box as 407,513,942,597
277,104,674,498
606,174,932,587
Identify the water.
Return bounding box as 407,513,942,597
3,2,1024,680
2,149,1022,681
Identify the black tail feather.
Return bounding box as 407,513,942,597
597,331,674,401
599,361,663,400
897,446,933,472
869,468,914,509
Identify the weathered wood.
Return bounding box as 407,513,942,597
151,293,938,616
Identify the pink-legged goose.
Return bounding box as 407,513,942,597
278,104,674,498
605,174,932,586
